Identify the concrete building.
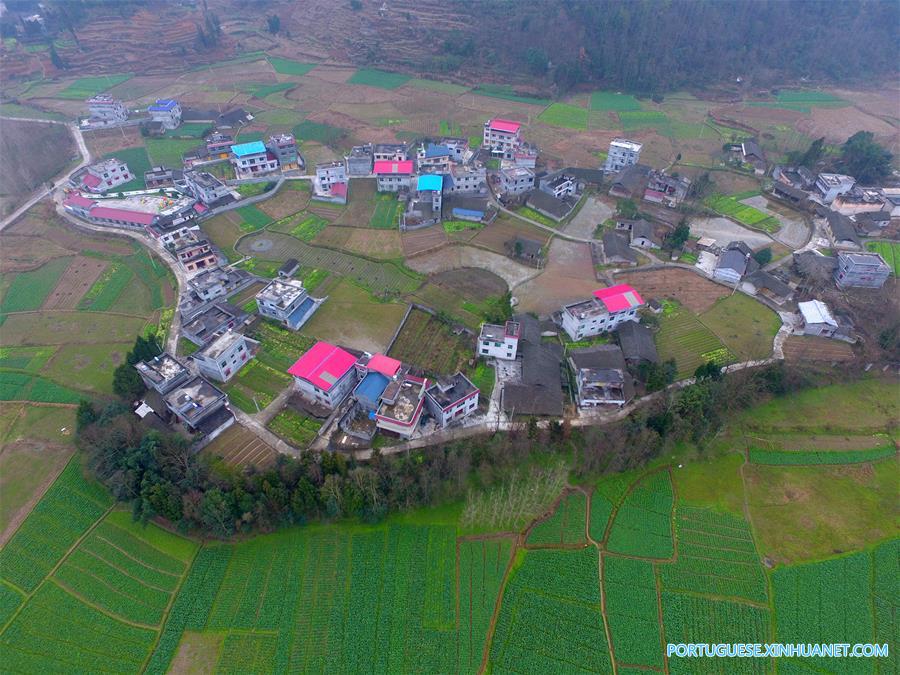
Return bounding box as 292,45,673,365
267,133,301,170
315,161,347,191
834,252,891,289
183,170,230,205
86,94,128,124
499,166,535,196
181,302,247,346
831,186,886,215
374,160,414,192
288,341,359,409
163,376,229,431
440,137,469,163
345,144,374,175
569,345,633,407
193,330,258,382
373,143,411,162
815,173,855,204
513,143,539,168
713,243,755,284
416,174,443,212
230,141,278,179
478,320,521,360
483,118,522,158
80,159,134,193
144,166,183,189
798,300,838,337
147,99,182,130
255,278,323,330
417,143,452,174
425,372,479,428
603,138,642,173
135,353,191,395
643,171,690,207
375,376,428,438
172,233,217,275
179,267,255,319
444,165,486,195
560,285,644,341
539,171,576,199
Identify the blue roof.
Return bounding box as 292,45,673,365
148,99,178,111
286,296,316,327
453,207,484,218
231,140,267,157
424,143,450,158
417,174,443,192
356,372,389,402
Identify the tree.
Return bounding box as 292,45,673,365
753,247,772,266
838,131,893,183
350,0,362,9
76,400,97,432
113,363,145,400
665,218,690,250
49,44,66,70
525,48,548,75
694,361,723,381
787,136,825,169
688,172,714,200
616,198,638,219
266,14,281,34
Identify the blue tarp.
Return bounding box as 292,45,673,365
452,207,484,221
417,174,443,192
356,372,389,405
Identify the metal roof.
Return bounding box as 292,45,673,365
230,141,267,157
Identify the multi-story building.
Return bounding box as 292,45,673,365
483,118,522,158
375,376,428,438
80,159,134,193
163,376,230,431
135,353,191,395
499,166,535,196
416,143,452,174
560,284,644,341
425,372,479,428
478,320,521,360
193,330,258,382
255,278,323,330
181,302,247,346
183,170,230,205
513,143,539,168
834,252,891,289
206,133,234,160
373,143,411,162
643,170,690,207
288,341,359,409
345,144,374,175
374,160,414,192
539,171,576,199
315,161,347,191
172,233,217,275
444,165,486,195
230,141,279,179
86,94,128,124
184,266,254,305
144,166,183,189
267,133,302,170
415,174,443,212
440,137,469,163
603,138,643,173
815,173,856,204
147,99,182,130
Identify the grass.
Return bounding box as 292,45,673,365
514,205,557,227
268,57,316,76
407,78,469,95
56,74,132,99
705,194,780,233
749,89,849,113
865,240,899,275
144,138,198,168
698,293,781,361
538,103,588,130
250,321,316,373
234,182,273,198
0,257,71,313
748,445,896,465
292,120,346,146
0,103,66,121
443,220,483,233
166,122,212,138
471,84,550,106
347,68,410,90
102,146,151,191
467,362,494,399
235,204,272,231
369,194,401,229
618,110,670,132
222,360,291,414
388,308,474,375
590,91,642,111
267,408,321,448
39,342,129,395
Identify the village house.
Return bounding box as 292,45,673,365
345,144,374,175
539,171,577,200
182,302,248,346
439,137,470,163
713,248,752,284
444,194,491,223
206,133,234,160
192,330,258,382
603,138,642,173
741,270,793,305
834,251,891,289
278,259,300,278
526,189,575,222
163,376,232,434
831,186,886,215
881,188,900,218
416,143,452,174
771,181,810,207
478,319,521,360
144,166,183,189
815,173,856,204
373,143,413,162
506,236,545,267
482,118,522,159
824,210,862,249
402,174,443,229
798,300,840,338
513,142,539,168
499,166,535,196
79,159,134,193
374,159,414,192
602,231,638,266
155,225,195,249
425,372,480,429
375,376,429,438
171,232,217,274
560,285,645,341
314,161,348,202
615,321,659,365
267,133,302,171
773,165,816,190
255,277,324,330
288,341,359,409
569,345,633,408
183,170,231,206
853,210,891,235
85,94,128,125
643,170,690,207
608,164,651,199
147,99,182,130
135,353,191,395
629,219,660,249
793,250,838,282
179,267,255,319
443,165,487,195
230,140,279,179
740,138,766,174
500,314,564,418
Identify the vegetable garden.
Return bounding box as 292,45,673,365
606,470,674,559
705,194,780,233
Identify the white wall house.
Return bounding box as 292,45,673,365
193,330,257,382
560,285,644,341
230,141,279,179
478,320,520,360
288,341,359,409
374,160,414,192
147,99,182,130
482,119,522,158
815,173,855,204
425,373,479,428
255,278,323,331
603,138,642,172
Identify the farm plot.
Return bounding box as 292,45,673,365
589,474,633,543
0,371,82,403
235,204,273,231
55,73,132,99
314,225,403,259
748,445,895,466
699,293,780,361
292,120,347,147
0,256,72,313
618,110,670,133
401,226,448,257
590,91,642,112
873,539,899,672
865,241,899,275
623,268,729,314
202,212,245,261
41,256,108,309
250,320,316,373
603,555,664,669
655,302,734,378
102,146,151,191
40,342,129,395
348,68,410,89
144,138,198,168
489,547,611,673
470,214,550,256
660,506,767,603
387,308,474,375
606,470,674,559
257,185,310,220
267,407,322,448
202,424,278,471
525,490,587,546
268,57,316,76
1,311,148,346
538,103,589,130
370,193,402,229
705,194,780,233
782,335,855,362
237,232,422,295
222,359,291,414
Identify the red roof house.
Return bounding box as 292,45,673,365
64,193,95,209
373,160,414,175
89,206,156,226
593,284,645,313
367,353,402,378
489,119,522,134
82,173,102,189
288,341,357,390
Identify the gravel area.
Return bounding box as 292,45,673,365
406,245,538,288
741,195,810,249
690,216,773,249
563,195,614,239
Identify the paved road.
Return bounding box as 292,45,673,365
0,118,91,232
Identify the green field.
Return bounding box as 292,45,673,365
166,122,212,138
292,120,346,146
235,204,272,231
606,470,674,559
749,89,850,113
705,194,780,233
369,194,400,229
0,257,71,313
222,359,291,414
407,78,469,95
102,146,151,191
56,74,132,99
268,57,316,76
0,102,66,121
250,320,316,373
590,91,642,111
655,302,734,378
865,240,900,275
618,110,670,131
749,445,896,465
699,293,781,361
347,68,410,89
443,220,483,233
603,555,664,668
471,84,551,106
243,82,295,99
267,408,322,448
144,138,199,167
525,491,587,546
538,102,589,130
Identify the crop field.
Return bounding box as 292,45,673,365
144,138,199,167
538,103,589,130
292,120,347,146
655,302,734,378
314,225,404,260
750,89,849,113
865,240,900,275
698,294,781,361
250,320,316,373
489,547,611,673
782,335,855,362
660,506,768,603
590,91,642,111
235,204,273,231
618,110,670,132
56,73,132,99
606,470,674,559
748,445,895,465
268,57,316,76
705,194,780,233
387,308,474,375
0,256,71,313
267,407,322,448
202,424,278,471
407,78,470,95
525,490,587,546
589,475,632,543
0,371,82,403
617,268,729,313
222,359,291,414
348,68,410,89
277,211,328,240
201,213,244,261
41,256,108,309
370,193,401,229
39,342,129,395
471,84,551,107
603,555,664,668
873,539,899,672
401,226,448,256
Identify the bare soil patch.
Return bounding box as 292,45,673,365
258,188,310,220
168,632,224,675
82,126,145,158
471,216,550,256
514,239,599,315
313,225,403,259
616,267,729,313
431,267,508,298
42,256,108,309
782,336,855,363
202,424,278,471
407,245,536,289
402,227,448,257
799,105,897,143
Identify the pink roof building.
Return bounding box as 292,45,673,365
89,206,155,226
288,341,357,391
64,193,95,209
488,118,522,134
82,173,102,189
373,160,414,175
367,353,402,378
593,284,645,313
330,182,348,197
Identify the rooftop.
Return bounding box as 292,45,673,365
268,133,295,144
164,376,226,423
487,118,522,134
427,372,478,409
288,341,357,391
88,192,195,216
616,321,658,363
593,284,644,312
148,99,178,112
610,138,642,152
564,297,608,320
348,144,373,157
316,161,345,170
799,300,837,327
373,160,414,175
839,252,890,269
256,278,306,309
135,353,188,387
417,174,443,192
367,353,402,378
501,166,534,179
355,371,389,402
230,140,267,157
64,193,94,209
377,378,425,423
198,330,247,361
480,320,519,342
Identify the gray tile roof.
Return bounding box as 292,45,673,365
616,321,659,363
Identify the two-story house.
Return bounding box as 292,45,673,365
425,372,479,428
478,320,521,360
192,330,258,382
560,284,645,341
374,160,414,192
230,141,279,179
255,278,324,330
288,341,359,409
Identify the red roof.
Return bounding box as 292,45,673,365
330,182,348,197
287,341,357,391
64,193,94,208
593,284,645,313
193,202,208,213
373,160,414,175
89,206,156,225
489,118,521,134
367,353,401,378
82,173,101,189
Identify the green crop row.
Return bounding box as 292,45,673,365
526,490,587,546
749,445,895,465
606,471,674,559
604,555,665,668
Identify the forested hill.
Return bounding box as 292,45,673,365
454,0,900,93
